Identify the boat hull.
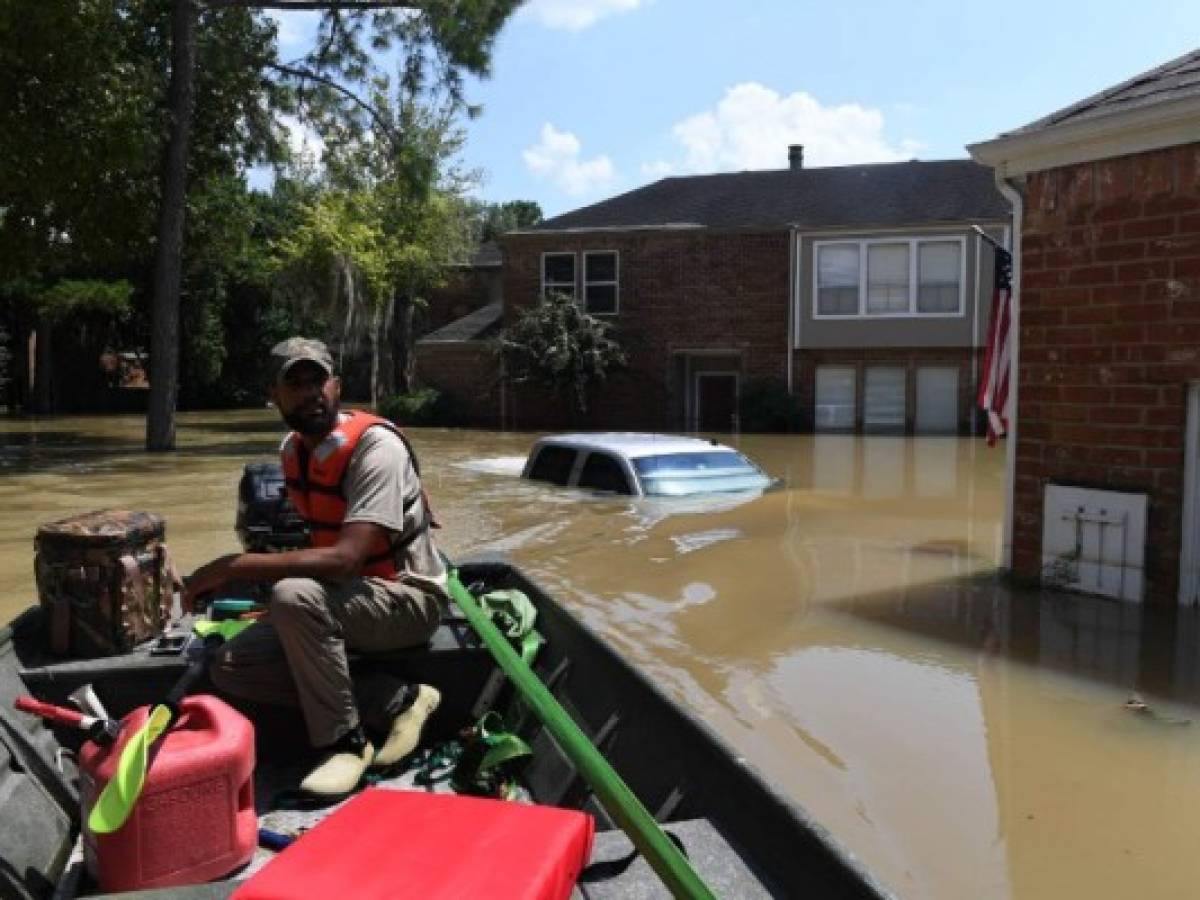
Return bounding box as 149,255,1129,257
0,556,891,899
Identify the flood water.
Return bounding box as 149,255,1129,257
4,410,1200,899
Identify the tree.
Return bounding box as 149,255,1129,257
144,0,520,449
476,200,543,242
273,90,473,403
0,1,281,414
499,292,626,418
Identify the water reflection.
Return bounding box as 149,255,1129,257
2,418,1199,898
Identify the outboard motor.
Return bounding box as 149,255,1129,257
235,462,308,553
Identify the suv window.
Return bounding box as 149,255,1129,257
526,445,577,486
577,452,632,494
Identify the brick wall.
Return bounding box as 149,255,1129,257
415,342,504,428
422,268,496,335
794,347,983,433
500,230,791,430
1014,143,1200,602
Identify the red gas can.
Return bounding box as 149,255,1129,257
79,694,257,893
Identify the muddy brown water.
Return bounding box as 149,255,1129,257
4,410,1200,899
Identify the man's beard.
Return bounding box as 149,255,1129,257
281,402,339,438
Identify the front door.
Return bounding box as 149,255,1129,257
696,373,738,433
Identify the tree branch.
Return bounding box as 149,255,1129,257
203,1,424,9
267,61,401,146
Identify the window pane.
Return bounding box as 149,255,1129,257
543,254,575,284
863,367,906,431
578,453,631,494
817,245,859,315
866,243,910,314
586,284,617,314
585,252,616,282
634,452,754,474
634,452,768,496
917,242,961,313
527,446,576,485
815,366,856,431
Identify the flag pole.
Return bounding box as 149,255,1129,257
971,224,1009,254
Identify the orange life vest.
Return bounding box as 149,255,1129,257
280,410,433,580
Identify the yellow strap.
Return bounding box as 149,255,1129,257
193,619,257,642
88,704,172,834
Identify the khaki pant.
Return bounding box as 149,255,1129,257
210,576,442,747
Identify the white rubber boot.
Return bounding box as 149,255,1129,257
299,741,375,796
372,685,441,768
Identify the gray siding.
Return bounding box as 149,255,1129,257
795,222,1008,349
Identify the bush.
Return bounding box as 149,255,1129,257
378,387,458,427
738,377,802,432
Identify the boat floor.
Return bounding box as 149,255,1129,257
55,753,771,899
27,617,772,899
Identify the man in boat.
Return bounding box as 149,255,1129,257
183,337,444,797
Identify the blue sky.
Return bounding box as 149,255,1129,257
268,1,1198,218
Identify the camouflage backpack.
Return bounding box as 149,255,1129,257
34,510,179,658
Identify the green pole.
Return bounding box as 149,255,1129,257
448,572,717,900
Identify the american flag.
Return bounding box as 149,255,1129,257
977,241,1013,446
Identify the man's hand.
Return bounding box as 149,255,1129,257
180,523,387,609
183,554,239,609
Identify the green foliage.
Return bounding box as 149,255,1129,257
0,1,279,284
273,84,477,401
499,292,627,414
0,0,521,415
180,177,314,407
378,387,458,427
474,200,543,242
35,280,134,325
738,377,802,433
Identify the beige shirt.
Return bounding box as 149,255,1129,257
341,425,447,595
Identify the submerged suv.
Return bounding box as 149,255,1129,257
521,433,772,497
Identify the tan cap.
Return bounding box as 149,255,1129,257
269,337,334,382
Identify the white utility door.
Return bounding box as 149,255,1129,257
863,367,906,432
916,367,959,434
815,367,856,431
1182,383,1200,604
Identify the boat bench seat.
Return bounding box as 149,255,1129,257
21,614,494,741
574,818,773,899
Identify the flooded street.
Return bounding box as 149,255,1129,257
4,411,1200,899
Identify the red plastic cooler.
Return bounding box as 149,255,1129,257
234,787,595,900
79,694,257,892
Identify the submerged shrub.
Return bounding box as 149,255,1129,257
738,377,802,433
378,387,458,427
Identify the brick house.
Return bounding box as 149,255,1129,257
423,242,503,333
417,151,1008,431
969,49,1200,604
487,149,1009,434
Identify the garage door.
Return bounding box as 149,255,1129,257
815,367,856,431
916,367,959,434
863,367,906,432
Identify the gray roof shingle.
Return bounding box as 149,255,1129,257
1000,48,1200,138
531,159,1008,232
418,301,502,344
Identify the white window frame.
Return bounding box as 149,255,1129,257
541,251,577,300
813,236,967,320
583,250,619,316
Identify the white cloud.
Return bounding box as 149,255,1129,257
640,160,676,179
665,83,923,174
523,124,616,196
520,0,644,31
